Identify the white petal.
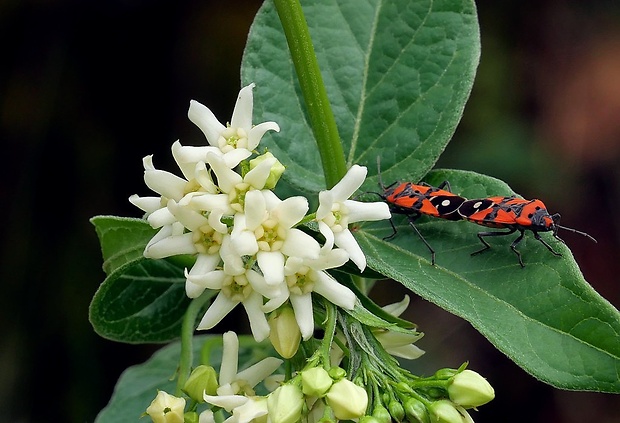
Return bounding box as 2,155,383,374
207,153,242,193
318,221,335,251
261,291,289,313
202,393,248,411
145,232,197,259
334,230,366,271
344,200,391,223
188,100,226,146
231,396,269,423
305,248,349,271
261,189,282,209
289,293,314,340
144,168,187,201
222,148,253,168
382,295,410,317
244,191,267,230
257,251,285,285
230,83,255,131
220,331,239,386
273,196,308,228
167,199,209,231
315,190,334,220
199,410,216,423
247,121,280,150
147,207,177,228
197,293,239,330
190,193,235,216
247,270,283,299
129,195,162,214
242,291,271,342
281,229,320,260
385,344,425,360
313,271,356,310
185,268,226,298
244,156,276,190
230,230,259,257
329,165,367,202
236,357,283,388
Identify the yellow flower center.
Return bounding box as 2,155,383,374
229,182,251,213
219,126,249,153
286,266,316,295
192,225,224,255
221,274,252,302
255,218,286,252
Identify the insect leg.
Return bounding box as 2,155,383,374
533,231,562,257
406,215,436,265
509,229,526,268
437,180,452,192
471,228,517,257
383,212,420,241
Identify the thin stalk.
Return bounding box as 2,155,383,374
273,0,347,188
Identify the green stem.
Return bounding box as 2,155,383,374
273,0,347,188
175,290,213,396
320,301,338,368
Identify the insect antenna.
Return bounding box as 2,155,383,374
556,224,597,243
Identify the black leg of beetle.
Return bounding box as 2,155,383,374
509,230,526,268
534,231,562,257
471,228,517,257
406,215,436,265
383,212,420,241
437,180,452,192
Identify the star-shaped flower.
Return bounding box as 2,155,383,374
316,165,391,271
188,83,280,168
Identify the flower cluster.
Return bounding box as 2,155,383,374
146,332,370,423
130,84,391,344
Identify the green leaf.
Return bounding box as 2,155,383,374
356,169,620,392
95,335,276,423
91,216,157,275
89,258,207,344
242,0,480,193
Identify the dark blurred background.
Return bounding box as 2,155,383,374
1,0,619,422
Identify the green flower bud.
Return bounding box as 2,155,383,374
359,416,381,423
183,411,199,423
182,365,218,402
301,367,333,397
388,400,405,422
267,384,304,423
269,307,301,358
145,390,186,423
434,368,459,380
325,379,369,420
250,152,285,189
404,397,430,423
327,366,347,380
447,369,495,408
428,400,462,423
372,404,391,423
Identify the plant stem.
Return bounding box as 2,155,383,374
273,0,347,188
175,290,213,395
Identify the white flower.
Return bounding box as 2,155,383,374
188,83,280,168
263,248,356,340
316,165,391,271
229,190,320,285
202,332,280,422
374,295,425,360
145,390,186,423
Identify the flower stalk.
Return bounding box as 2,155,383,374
272,0,347,188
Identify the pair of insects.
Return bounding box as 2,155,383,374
375,164,596,267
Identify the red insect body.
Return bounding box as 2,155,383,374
458,196,596,267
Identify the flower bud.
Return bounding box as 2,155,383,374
359,416,381,423
182,365,219,402
372,404,391,423
325,379,369,420
269,307,301,358
183,411,199,423
145,390,186,423
428,400,462,423
404,397,430,423
250,152,285,189
301,367,333,397
198,410,215,423
447,369,495,408
267,384,304,423
434,368,459,380
388,400,405,422
327,366,346,380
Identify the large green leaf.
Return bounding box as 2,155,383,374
90,216,207,343
242,0,480,193
356,169,620,392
